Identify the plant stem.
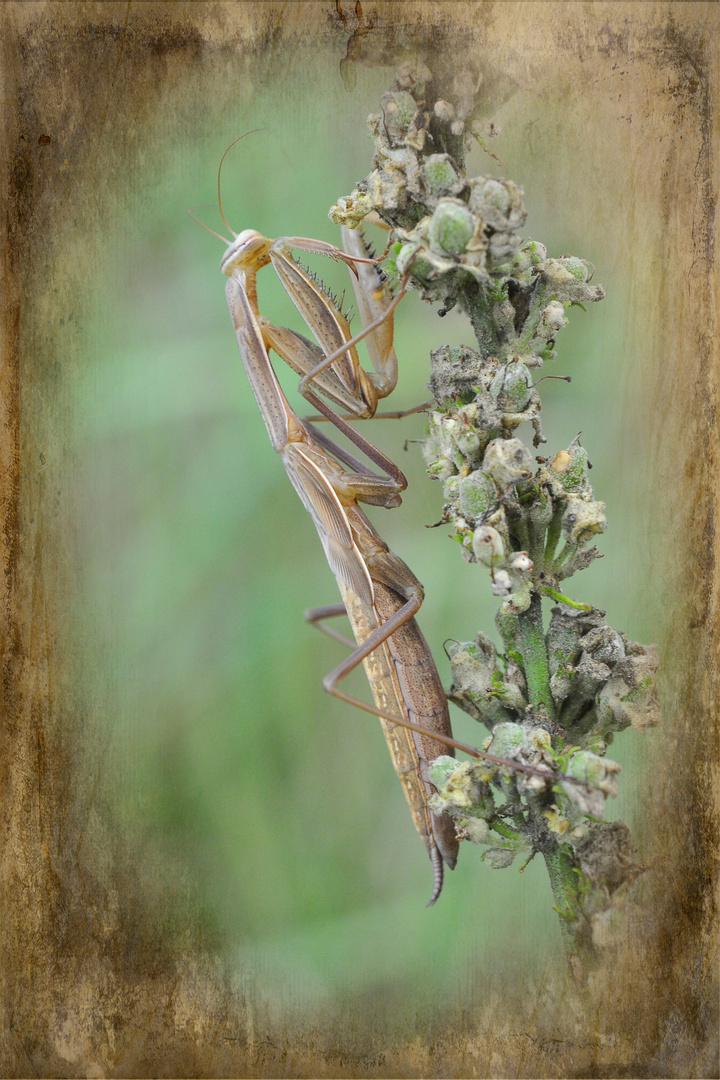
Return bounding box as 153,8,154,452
465,285,499,356
543,845,581,955
490,820,519,840
498,592,556,720
538,586,591,611
543,509,563,569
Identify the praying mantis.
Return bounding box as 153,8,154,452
221,224,459,903
207,152,560,903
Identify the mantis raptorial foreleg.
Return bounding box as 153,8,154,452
220,227,406,421
218,224,418,500
285,225,433,422
293,225,400,404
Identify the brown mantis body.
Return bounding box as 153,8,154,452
216,214,562,902
222,232,459,902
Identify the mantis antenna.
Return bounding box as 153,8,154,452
216,129,262,235
187,129,263,243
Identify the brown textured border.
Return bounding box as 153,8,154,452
0,2,718,1076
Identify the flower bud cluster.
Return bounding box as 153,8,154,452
426,719,624,866
330,64,604,352
439,610,658,863
445,620,658,748
546,605,659,750
445,633,528,729
423,342,607,605
330,62,483,228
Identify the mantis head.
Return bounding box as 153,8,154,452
220,229,272,277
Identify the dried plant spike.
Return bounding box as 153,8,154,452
332,65,658,969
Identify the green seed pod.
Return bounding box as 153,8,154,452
487,722,526,760
423,154,460,196
431,407,482,469
459,469,496,519
427,459,451,481
549,439,592,494
489,674,528,713
511,240,548,275
443,473,461,501
525,240,547,264
567,750,607,788
447,636,519,728
489,362,533,412
424,416,457,481
564,256,590,282
539,258,584,287
396,243,434,281
510,250,533,275
428,755,461,788
382,90,417,133
498,579,532,614
429,199,475,255
454,425,482,461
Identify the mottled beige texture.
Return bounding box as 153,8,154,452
0,2,717,1075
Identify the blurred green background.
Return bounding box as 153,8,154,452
67,58,657,1019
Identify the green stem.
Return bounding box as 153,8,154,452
526,516,548,568
543,846,580,955
490,820,519,840
538,586,591,611
554,541,578,571
497,592,555,720
512,515,531,553
465,285,499,355
543,509,563,569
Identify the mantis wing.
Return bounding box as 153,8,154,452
283,444,375,609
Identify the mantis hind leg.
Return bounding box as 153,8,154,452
304,595,483,759
304,600,570,781
305,596,451,907
304,603,354,649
